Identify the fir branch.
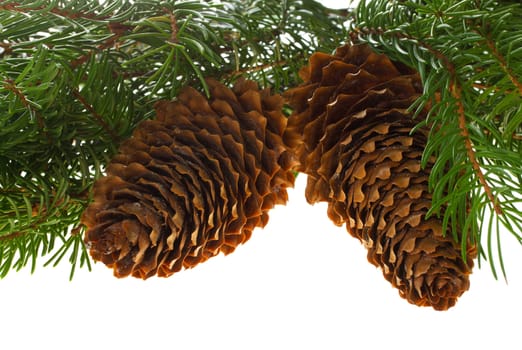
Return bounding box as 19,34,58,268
0,230,24,243
483,33,522,96
70,23,130,68
452,81,502,215
163,7,179,44
2,78,51,144
0,1,113,21
71,89,121,142
225,58,291,79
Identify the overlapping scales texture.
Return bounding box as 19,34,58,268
81,78,296,279
284,44,476,310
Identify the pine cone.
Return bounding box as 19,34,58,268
284,44,476,310
81,78,296,279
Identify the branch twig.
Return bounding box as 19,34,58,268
163,7,179,43
0,231,25,243
72,89,120,142
452,82,502,215
0,41,12,58
224,59,290,80
484,34,522,96
70,23,130,68
3,79,51,144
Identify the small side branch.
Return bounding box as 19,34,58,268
0,231,25,243
484,35,522,96
163,7,179,43
72,89,120,142
70,23,130,68
3,79,51,143
451,83,503,215
225,59,290,80
0,41,12,58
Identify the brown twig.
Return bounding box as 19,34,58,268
225,59,290,80
471,82,509,93
0,41,13,58
482,129,522,141
3,79,51,144
0,231,25,243
72,89,120,142
484,34,522,96
470,83,522,140
0,200,56,243
163,7,179,43
70,23,130,68
452,82,502,214
0,194,87,243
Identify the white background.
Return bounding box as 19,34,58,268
2,0,522,349
2,176,521,349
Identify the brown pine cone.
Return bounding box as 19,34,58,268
284,43,476,310
81,78,296,279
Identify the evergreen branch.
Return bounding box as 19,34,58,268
0,1,113,21
351,27,503,214
163,7,179,44
70,23,130,68
0,198,72,243
400,24,509,217
225,58,291,79
2,78,51,144
452,81,502,215
71,89,121,142
0,230,24,243
483,33,522,96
